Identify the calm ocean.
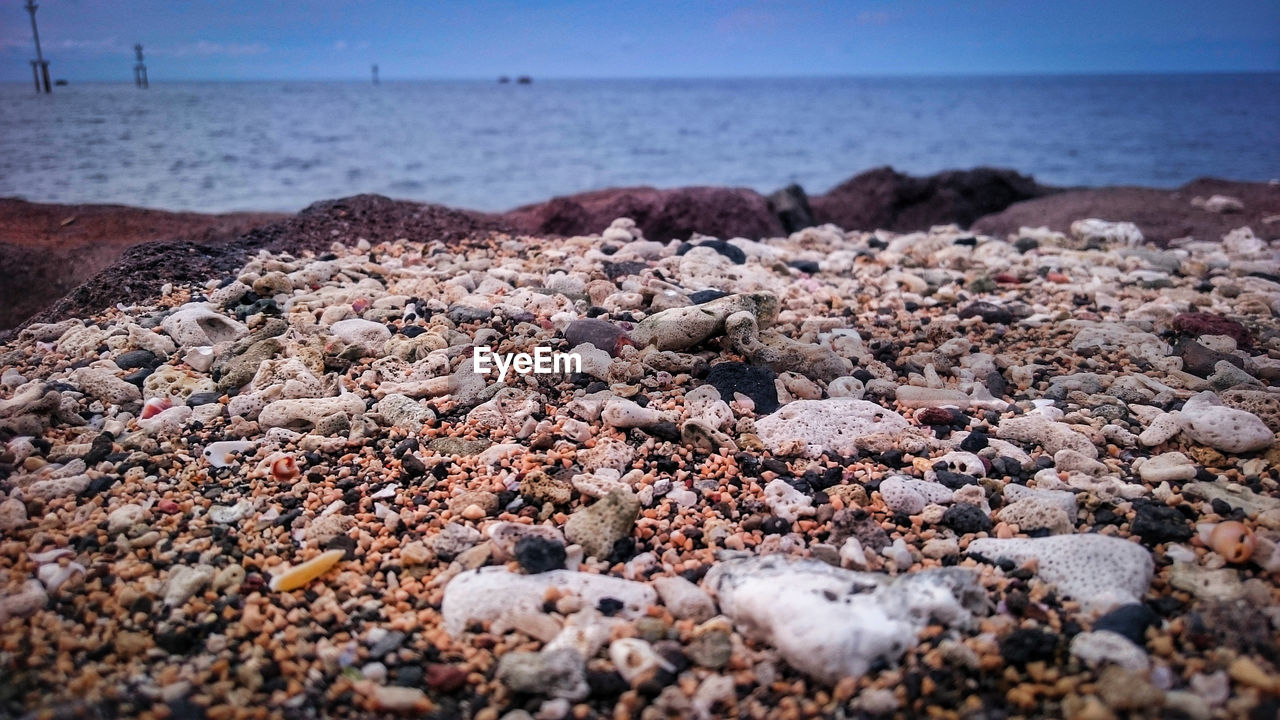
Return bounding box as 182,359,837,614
1,74,1277,214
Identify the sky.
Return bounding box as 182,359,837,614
2,0,1278,83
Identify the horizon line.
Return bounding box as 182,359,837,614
3,68,1280,85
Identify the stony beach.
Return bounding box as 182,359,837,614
1,187,1280,719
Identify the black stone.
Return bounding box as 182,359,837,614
761,516,791,535
644,421,681,442
959,430,989,452
392,664,424,687
185,392,221,407
446,305,492,324
1093,603,1158,645
400,325,427,337
999,628,1058,665
514,536,566,574
934,471,978,489
767,183,816,233
602,261,649,281
400,454,426,478
115,349,159,370
81,432,116,466
1174,338,1244,378
83,475,119,496
688,289,729,304
706,363,779,414
957,301,1013,325
587,669,629,699
597,597,625,616
1130,502,1193,545
165,697,208,720
787,259,821,275
155,626,204,655
941,504,992,534
1014,237,1040,253
122,367,154,386
676,239,746,264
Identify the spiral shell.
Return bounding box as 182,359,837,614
271,456,300,482
1209,521,1255,564
140,397,172,419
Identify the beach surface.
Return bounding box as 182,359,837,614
1,171,1279,719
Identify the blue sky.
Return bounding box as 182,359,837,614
3,0,1278,82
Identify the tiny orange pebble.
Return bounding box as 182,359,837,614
269,549,346,592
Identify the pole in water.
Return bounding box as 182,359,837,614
24,0,51,93
134,44,149,88
371,63,379,85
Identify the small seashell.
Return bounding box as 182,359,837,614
269,549,346,592
271,456,300,482
609,638,674,686
140,397,172,419
37,562,85,592
202,440,257,468
1208,521,1255,564
28,548,74,564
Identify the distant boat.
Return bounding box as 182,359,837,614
517,75,532,84
54,79,68,86
498,76,510,84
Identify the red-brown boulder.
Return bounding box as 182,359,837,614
503,186,783,242
810,166,1055,232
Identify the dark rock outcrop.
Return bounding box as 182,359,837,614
810,166,1056,232
503,186,784,242
971,178,1280,246
767,184,816,234
18,195,512,334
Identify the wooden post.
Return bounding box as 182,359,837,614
134,44,148,88
372,64,379,85
25,0,50,93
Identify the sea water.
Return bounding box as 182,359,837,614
1,74,1277,214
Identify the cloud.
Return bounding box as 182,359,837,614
160,41,270,57
0,36,126,53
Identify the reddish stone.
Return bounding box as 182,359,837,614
424,663,468,692
1172,312,1252,348
973,177,1280,248
810,166,1056,233
1045,272,1069,284
915,407,956,426
156,499,181,514
503,186,784,242
994,273,1022,284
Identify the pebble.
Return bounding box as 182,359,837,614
704,555,982,682
1178,391,1274,453
755,397,913,457
1070,630,1150,672
652,575,715,622
967,534,1153,611
564,488,640,559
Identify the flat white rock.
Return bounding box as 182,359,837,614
442,568,656,637
967,534,1153,612
755,398,911,457
703,555,982,683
